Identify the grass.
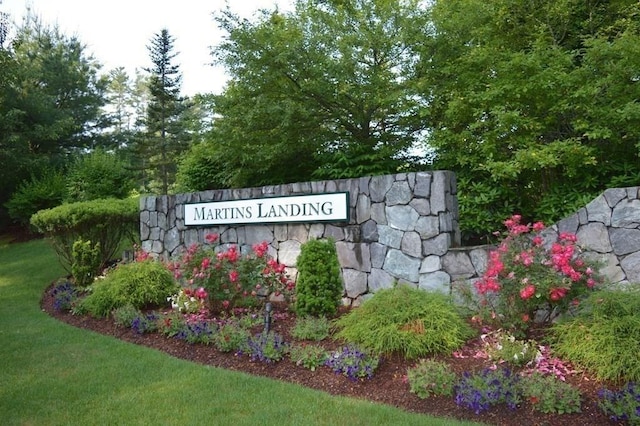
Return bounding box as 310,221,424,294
0,238,484,426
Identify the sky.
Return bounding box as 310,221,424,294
2,0,294,96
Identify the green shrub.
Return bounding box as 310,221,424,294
333,285,474,359
598,382,640,425
5,168,67,226
175,142,227,192
294,238,343,317
289,344,328,371
291,316,331,341
213,321,251,353
79,260,178,318
407,359,457,398
66,149,135,202
113,304,142,328
548,289,640,382
519,373,582,414
30,197,139,273
71,238,101,287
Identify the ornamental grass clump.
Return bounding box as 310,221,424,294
466,214,602,333
333,285,474,359
165,234,294,313
548,288,640,382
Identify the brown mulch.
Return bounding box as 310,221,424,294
40,284,622,426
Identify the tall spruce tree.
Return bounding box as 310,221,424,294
142,28,190,194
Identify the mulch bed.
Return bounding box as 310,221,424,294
40,283,620,426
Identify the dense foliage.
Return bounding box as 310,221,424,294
4,167,67,226
334,285,473,358
294,238,343,317
2,1,639,243
549,289,640,382
79,260,178,317
423,0,640,239
30,197,139,272
65,149,135,202
139,29,191,194
0,12,108,228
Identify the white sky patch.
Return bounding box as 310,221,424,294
1,0,294,96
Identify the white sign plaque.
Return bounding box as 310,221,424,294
184,192,349,226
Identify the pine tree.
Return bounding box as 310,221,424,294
142,28,190,194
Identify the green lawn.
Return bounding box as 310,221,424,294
0,238,483,426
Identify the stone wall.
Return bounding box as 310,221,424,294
438,186,640,291
140,173,640,305
140,171,460,304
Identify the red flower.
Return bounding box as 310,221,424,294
549,287,568,301
201,257,211,269
532,221,545,232
520,284,536,300
204,233,219,244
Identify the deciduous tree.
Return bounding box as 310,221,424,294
199,0,431,188
422,0,640,240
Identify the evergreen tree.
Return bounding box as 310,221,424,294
141,28,190,194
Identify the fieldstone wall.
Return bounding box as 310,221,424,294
140,171,460,304
140,173,640,305
438,186,640,291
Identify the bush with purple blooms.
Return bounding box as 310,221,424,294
175,319,216,344
325,344,380,381
131,312,159,334
598,382,640,424
50,280,80,312
454,368,521,414
246,332,288,363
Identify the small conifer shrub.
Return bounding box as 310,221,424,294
294,238,343,317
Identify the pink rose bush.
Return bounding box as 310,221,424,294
165,234,295,313
472,215,602,333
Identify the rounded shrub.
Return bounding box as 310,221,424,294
79,260,178,318
175,142,227,191
334,285,474,359
548,288,640,382
294,238,343,317
30,197,139,272
65,149,135,202
5,168,67,226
